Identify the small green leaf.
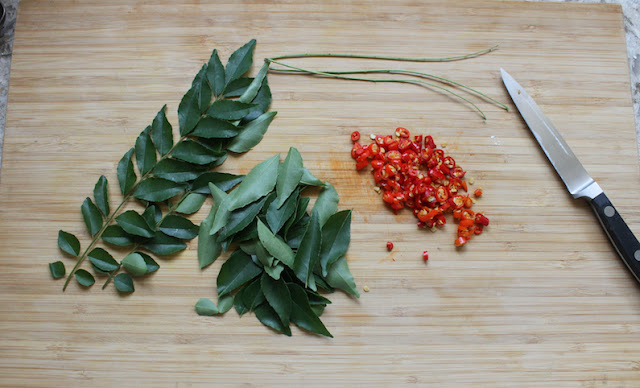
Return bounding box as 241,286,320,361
227,154,280,211
206,49,225,97
81,197,103,237
223,77,253,97
153,159,203,183
88,248,119,272
178,87,201,136
172,139,225,165
142,204,162,229
255,303,292,336
217,294,234,314
159,215,198,240
238,61,270,104
257,219,294,268
207,183,232,236
101,225,135,246
225,39,256,86
93,175,110,216
312,183,339,227
264,262,285,280
226,111,277,154
135,126,157,175
310,304,325,317
266,188,299,233
306,290,332,306
190,172,244,194
57,230,80,256
175,192,207,214
325,256,360,298
142,232,187,256
233,285,250,316
192,63,212,113
117,148,137,195
191,116,240,139
217,195,269,241
133,177,184,202
74,269,95,287
243,77,271,122
255,242,274,268
122,252,148,277
198,199,221,269
206,100,255,121
151,105,174,156
276,147,304,208
293,209,322,289
115,210,155,238
49,261,65,279
195,298,218,316
261,273,292,327
284,196,310,238
242,277,265,311
300,167,324,186
319,210,352,276
138,252,159,273
217,250,262,297
114,273,134,293
288,283,332,337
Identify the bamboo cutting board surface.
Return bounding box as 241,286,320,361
1,1,639,386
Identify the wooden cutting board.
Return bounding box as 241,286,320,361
1,0,639,386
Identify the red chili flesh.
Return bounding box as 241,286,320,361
386,241,394,251
350,127,489,248
422,251,429,261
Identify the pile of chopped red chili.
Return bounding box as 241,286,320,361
350,127,489,247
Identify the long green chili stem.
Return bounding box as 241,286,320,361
266,58,488,119
100,189,192,290
268,45,499,62
270,67,508,111
62,133,190,291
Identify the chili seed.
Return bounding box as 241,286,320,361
363,285,370,292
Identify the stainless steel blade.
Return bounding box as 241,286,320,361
500,69,602,200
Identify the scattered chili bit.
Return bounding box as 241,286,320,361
349,127,489,248
422,251,429,261
386,241,394,251
351,131,360,142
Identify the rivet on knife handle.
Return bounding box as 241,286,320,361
590,193,640,282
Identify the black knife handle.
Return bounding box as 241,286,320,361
590,192,640,283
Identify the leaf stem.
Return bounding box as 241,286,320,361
266,59,488,119
62,133,191,291
267,45,499,62
102,263,123,290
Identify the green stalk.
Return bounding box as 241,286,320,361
266,59,488,119
268,45,499,62
100,189,192,290
62,133,190,291
270,67,508,111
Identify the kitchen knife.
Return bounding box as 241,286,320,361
501,68,640,283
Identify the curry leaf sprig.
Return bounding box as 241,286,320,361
51,39,276,292
195,148,358,337
265,46,508,119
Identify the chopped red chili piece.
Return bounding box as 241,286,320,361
349,127,489,248
386,241,394,251
351,131,360,142
422,250,429,261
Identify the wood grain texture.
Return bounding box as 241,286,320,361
1,0,639,386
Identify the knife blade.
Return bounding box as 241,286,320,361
501,68,640,283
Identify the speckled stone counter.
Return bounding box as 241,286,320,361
0,0,638,166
